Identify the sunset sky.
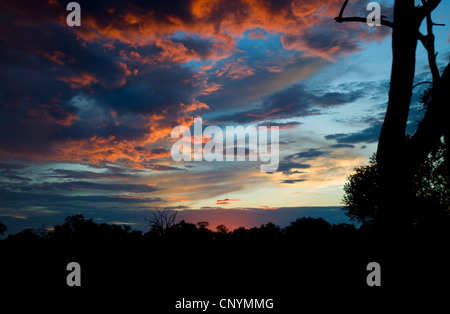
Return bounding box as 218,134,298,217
1,0,449,234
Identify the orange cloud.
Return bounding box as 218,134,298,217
180,100,210,112
249,29,267,40
259,205,278,210
37,50,75,65
27,103,78,126
201,82,223,95
67,0,371,63
53,132,172,166
215,59,255,80
169,195,190,202
30,107,204,166
61,61,131,89
215,198,242,205
59,72,98,89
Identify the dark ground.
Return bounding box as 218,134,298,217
1,217,449,311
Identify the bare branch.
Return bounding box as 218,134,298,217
334,0,393,28
335,16,393,28
145,208,178,236
337,0,349,20
412,81,433,89
417,1,441,85
418,0,442,18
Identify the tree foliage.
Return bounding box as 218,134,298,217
342,155,379,227
343,139,450,227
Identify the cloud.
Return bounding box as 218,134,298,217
213,82,364,124
257,121,302,130
50,169,138,180
0,163,28,170
270,144,367,188
329,144,355,149
324,121,382,144
200,58,328,114
154,165,264,202
273,148,327,176
29,181,159,193
0,0,384,168
281,179,306,184
0,0,398,235
68,0,389,60
276,161,311,176
0,170,31,182
0,3,211,166
0,189,163,206
215,58,255,80
215,198,242,205
286,148,327,160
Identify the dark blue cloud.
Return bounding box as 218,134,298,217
276,161,311,176
286,148,326,160
329,144,355,149
30,181,159,193
274,149,327,176
0,189,162,206
0,170,31,182
324,121,382,144
0,163,28,170
49,169,137,180
211,83,364,124
280,179,306,184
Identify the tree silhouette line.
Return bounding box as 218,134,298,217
2,208,450,297
0,213,366,292
0,213,359,244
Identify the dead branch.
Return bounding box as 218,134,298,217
145,208,178,235
418,0,441,85
417,0,442,21
334,0,394,28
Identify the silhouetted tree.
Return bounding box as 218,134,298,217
145,208,178,236
9,228,41,242
342,155,379,227
216,224,229,234
413,138,450,207
36,225,51,240
0,219,6,237
197,221,209,230
257,222,282,240
53,214,96,239
330,223,357,233
343,140,450,228
336,0,450,230
285,217,331,238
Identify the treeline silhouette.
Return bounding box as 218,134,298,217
1,214,358,243
1,213,450,311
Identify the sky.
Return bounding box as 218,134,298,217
0,0,449,234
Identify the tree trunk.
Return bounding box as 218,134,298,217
376,0,420,231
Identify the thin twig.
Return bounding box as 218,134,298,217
334,0,393,28
412,81,433,89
